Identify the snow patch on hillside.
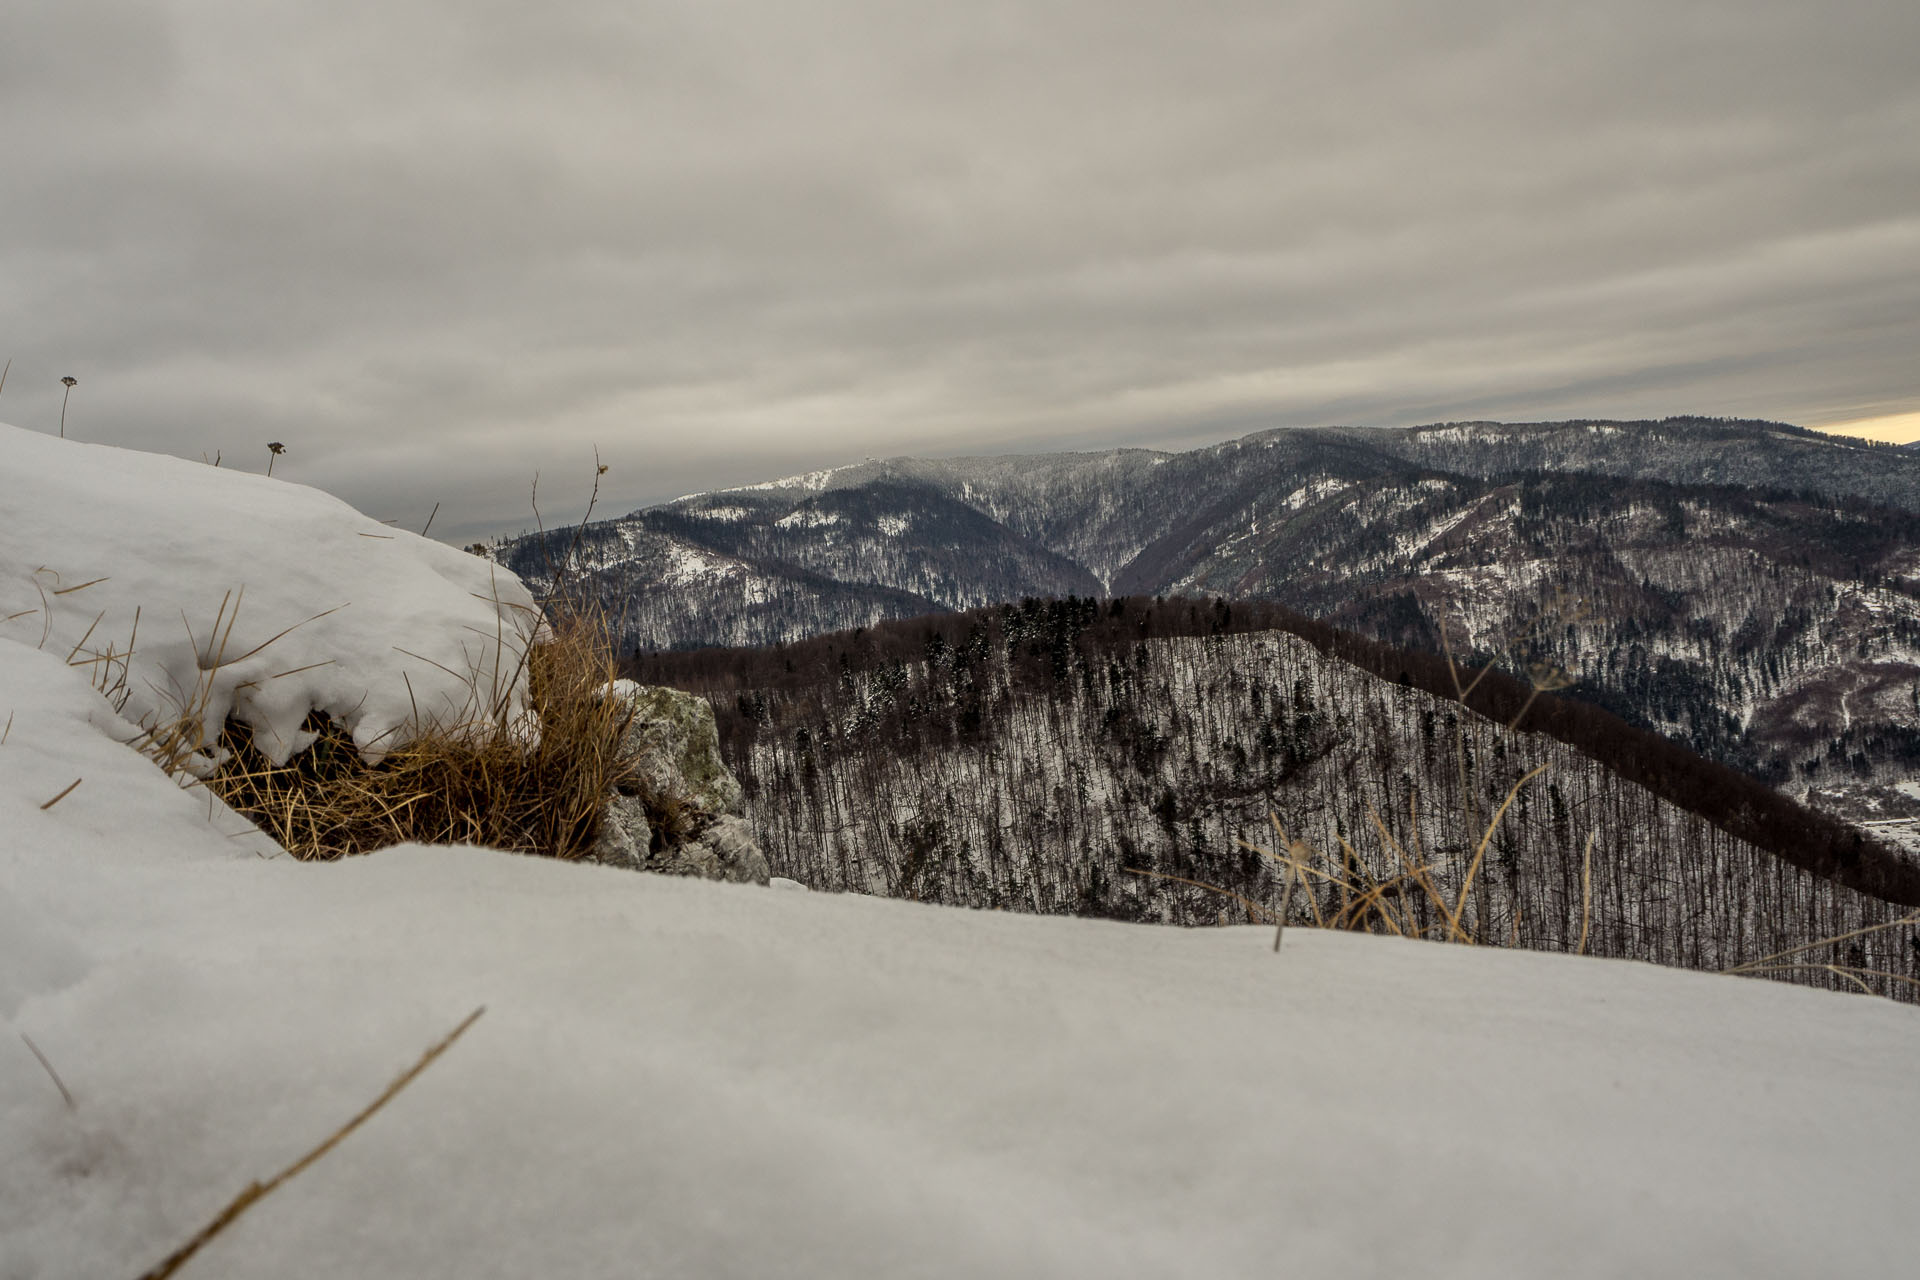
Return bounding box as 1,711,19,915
1282,477,1348,510
730,465,855,494
660,539,746,586
685,504,753,522
1394,505,1474,560
776,508,843,530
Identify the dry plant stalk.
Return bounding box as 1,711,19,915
1576,830,1595,956
18,1032,76,1110
1233,766,1548,945
137,1007,485,1280
1720,911,1920,997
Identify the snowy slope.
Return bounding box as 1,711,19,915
0,423,536,765
4,425,1919,1277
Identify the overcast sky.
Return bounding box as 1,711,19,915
4,1,1917,542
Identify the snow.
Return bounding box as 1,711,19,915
875,514,910,536
1281,476,1347,510
4,425,1920,1277
725,465,854,495
657,539,745,586
1392,504,1474,560
684,504,753,522
1409,424,1494,445
774,507,842,530
0,424,535,765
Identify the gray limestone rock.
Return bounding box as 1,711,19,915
603,679,743,816
593,681,768,885
655,815,770,885
593,792,652,870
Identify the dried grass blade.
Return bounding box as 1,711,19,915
1576,830,1596,956
1721,911,1920,975
1123,866,1277,924
217,604,345,669
136,1007,485,1280
18,1032,75,1110
1446,763,1547,943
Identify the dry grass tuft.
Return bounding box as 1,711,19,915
1248,767,1546,946
1129,766,1554,950
206,610,635,861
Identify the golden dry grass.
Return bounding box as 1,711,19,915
205,610,636,861
1254,765,1545,943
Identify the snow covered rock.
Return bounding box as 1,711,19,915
0,423,538,767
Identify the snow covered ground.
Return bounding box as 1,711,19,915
3,426,1918,1277
0,424,536,766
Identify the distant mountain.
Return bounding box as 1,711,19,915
1366,418,1920,512
497,417,1920,811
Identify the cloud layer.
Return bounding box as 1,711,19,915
5,0,1917,539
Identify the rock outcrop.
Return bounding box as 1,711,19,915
593,681,770,885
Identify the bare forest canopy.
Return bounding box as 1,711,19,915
630,596,1920,910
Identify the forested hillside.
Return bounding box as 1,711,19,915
1371,418,1920,514
634,599,1920,1000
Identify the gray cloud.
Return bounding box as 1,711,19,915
3,0,1916,542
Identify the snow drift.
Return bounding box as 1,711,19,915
0,423,536,765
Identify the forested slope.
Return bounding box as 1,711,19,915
636,599,1920,1000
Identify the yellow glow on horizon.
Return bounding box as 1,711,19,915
1813,410,1920,444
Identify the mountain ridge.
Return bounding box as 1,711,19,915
498,417,1920,815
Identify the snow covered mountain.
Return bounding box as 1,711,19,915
499,418,1920,808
